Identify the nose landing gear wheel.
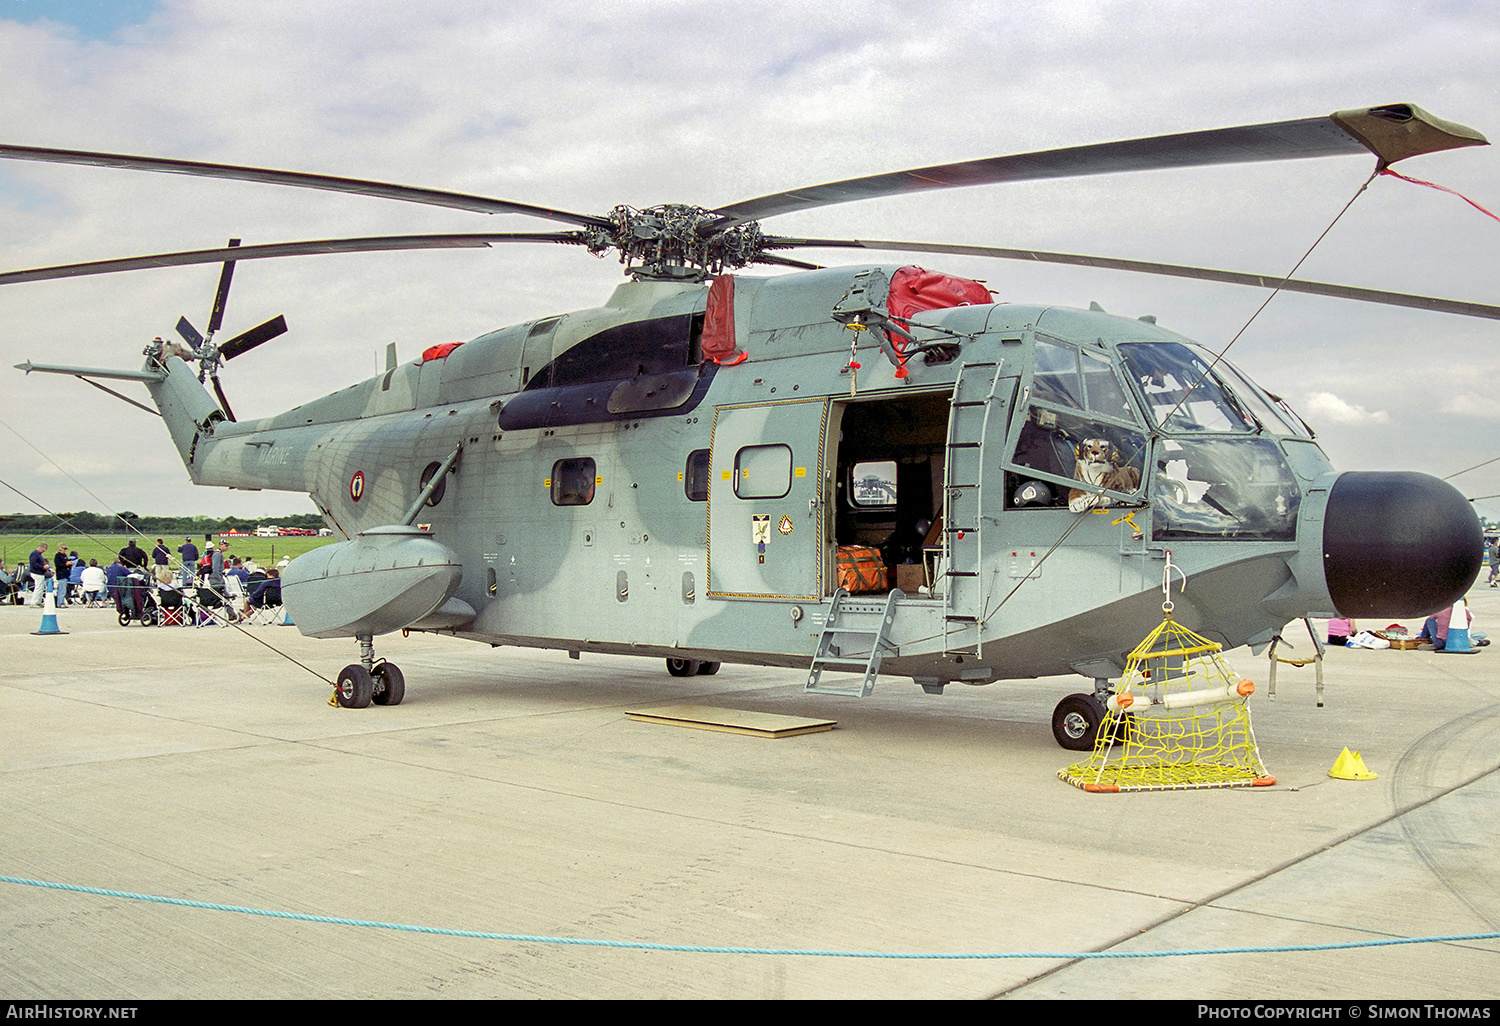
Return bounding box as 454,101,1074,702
372,662,405,706
336,664,374,708
1052,693,1105,751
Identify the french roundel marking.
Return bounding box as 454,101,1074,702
349,470,365,502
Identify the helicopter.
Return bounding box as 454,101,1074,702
3,102,1492,748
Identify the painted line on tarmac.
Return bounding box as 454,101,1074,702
4,873,1499,959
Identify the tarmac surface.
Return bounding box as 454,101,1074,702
2,589,1498,999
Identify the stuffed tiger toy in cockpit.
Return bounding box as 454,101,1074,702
1067,437,1141,512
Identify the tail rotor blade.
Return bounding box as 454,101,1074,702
175,316,204,350
206,238,241,336
220,314,287,360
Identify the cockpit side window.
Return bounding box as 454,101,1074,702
1151,438,1300,541
1081,349,1135,422
1006,406,1147,511
1008,338,1146,510
1030,339,1085,410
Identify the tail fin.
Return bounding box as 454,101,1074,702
141,349,224,482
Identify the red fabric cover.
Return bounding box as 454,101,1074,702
701,274,746,365
886,266,991,349
421,341,464,362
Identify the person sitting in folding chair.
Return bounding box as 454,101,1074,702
81,560,108,606
246,570,283,624
154,571,187,627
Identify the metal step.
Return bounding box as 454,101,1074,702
806,589,904,698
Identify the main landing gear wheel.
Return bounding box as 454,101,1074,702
666,658,700,677
1052,693,1106,751
336,664,373,708
696,661,720,676
372,662,405,706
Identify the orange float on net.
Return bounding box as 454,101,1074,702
1237,678,1255,697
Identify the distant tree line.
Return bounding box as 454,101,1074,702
0,511,326,537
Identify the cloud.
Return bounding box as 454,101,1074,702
1302,391,1390,425
1441,393,1500,421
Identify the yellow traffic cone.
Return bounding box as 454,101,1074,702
1328,747,1378,780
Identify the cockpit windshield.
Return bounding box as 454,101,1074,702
1119,342,1253,433
1202,352,1314,438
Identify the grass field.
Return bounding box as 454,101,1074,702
0,533,335,571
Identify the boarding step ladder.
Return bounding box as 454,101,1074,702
941,359,1006,656
805,588,904,697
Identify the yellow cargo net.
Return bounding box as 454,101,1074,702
1059,614,1275,793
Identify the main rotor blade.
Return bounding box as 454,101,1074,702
0,233,588,286
209,373,237,423
220,315,288,361
709,104,1487,230
770,237,1500,321
175,316,204,350
0,144,611,229
754,253,823,270
206,238,241,336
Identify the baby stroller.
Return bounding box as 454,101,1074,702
115,571,160,626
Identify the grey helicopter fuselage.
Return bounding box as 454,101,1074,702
142,262,1481,690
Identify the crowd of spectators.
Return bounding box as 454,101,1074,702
2,534,286,624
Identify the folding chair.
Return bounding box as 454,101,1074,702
223,575,248,623
155,586,187,627
193,586,229,627
247,580,284,625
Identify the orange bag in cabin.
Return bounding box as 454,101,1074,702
836,545,887,593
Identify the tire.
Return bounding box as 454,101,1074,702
1052,693,1105,751
696,661,720,676
336,664,374,709
372,662,405,706
1108,711,1135,747
666,658,700,677
140,606,157,627
118,609,131,627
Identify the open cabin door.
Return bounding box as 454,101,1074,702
707,398,829,601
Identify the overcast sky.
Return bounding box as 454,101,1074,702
1,0,1496,525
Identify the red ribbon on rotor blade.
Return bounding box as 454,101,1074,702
1379,168,1500,224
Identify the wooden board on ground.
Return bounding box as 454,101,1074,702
626,704,835,738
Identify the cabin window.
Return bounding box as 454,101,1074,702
849,461,898,507
734,444,792,500
418,461,447,507
550,457,597,506
684,448,711,502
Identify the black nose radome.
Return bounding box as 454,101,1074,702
1323,471,1483,618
